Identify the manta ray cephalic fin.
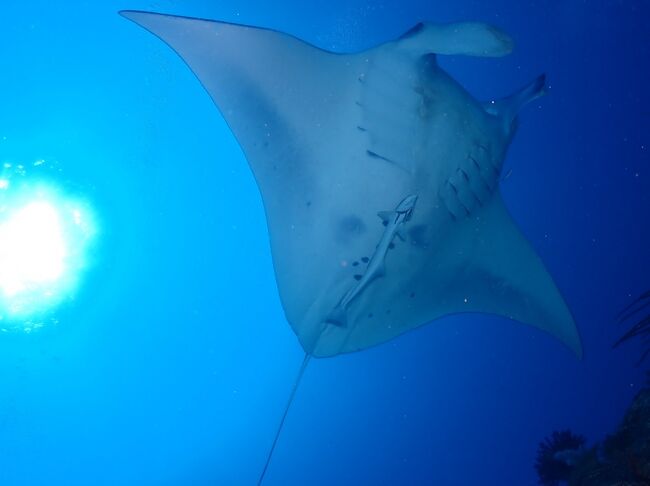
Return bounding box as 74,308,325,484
397,21,514,57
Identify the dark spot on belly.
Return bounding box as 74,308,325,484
354,274,362,281
388,242,395,250
409,292,416,298
335,215,367,244
361,256,369,263
352,261,359,267
408,224,429,247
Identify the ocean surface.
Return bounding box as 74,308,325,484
0,0,648,484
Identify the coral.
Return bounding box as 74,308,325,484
536,389,650,485
535,291,650,484
535,430,586,485
614,290,650,366
600,388,650,484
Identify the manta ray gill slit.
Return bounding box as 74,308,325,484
0,164,97,332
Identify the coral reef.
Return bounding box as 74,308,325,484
614,291,650,365
535,430,586,485
535,387,650,485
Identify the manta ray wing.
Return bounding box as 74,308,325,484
431,194,581,357
120,10,363,333
122,11,581,359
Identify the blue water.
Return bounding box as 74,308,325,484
0,0,648,484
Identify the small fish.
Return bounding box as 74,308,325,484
326,194,418,326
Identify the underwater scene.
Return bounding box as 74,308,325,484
0,0,648,485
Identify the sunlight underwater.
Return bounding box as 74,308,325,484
0,161,97,332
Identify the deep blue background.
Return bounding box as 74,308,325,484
0,0,648,484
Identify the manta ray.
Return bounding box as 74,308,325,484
121,10,581,483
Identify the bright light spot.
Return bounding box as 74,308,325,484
0,201,66,296
0,179,8,190
0,179,97,328
72,208,82,225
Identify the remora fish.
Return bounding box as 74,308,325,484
326,194,418,327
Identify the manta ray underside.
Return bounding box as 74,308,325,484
120,12,581,359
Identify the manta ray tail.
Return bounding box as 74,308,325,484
258,354,311,485
486,74,547,128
